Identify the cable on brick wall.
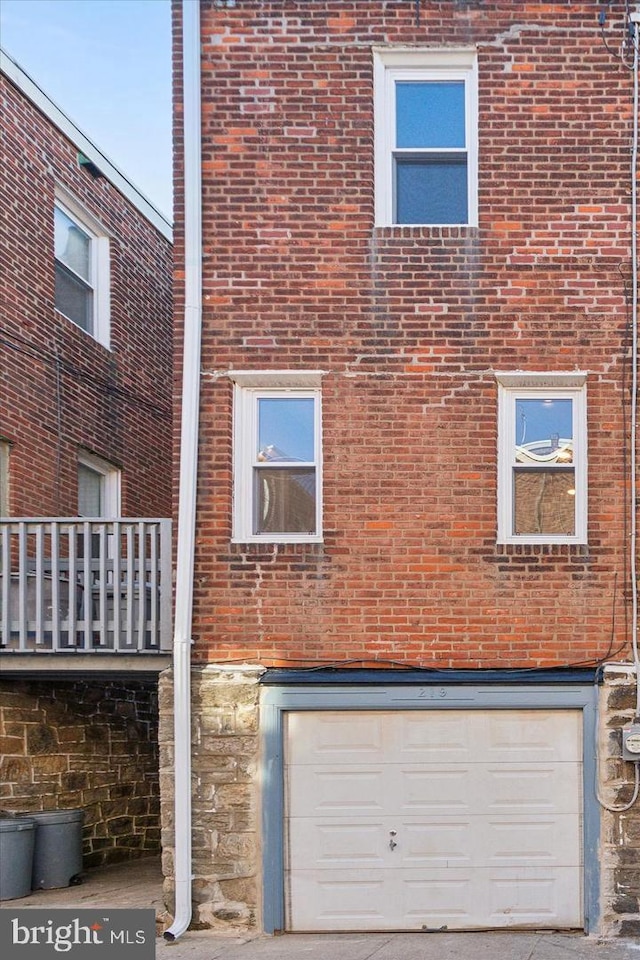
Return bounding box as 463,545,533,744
0,330,172,420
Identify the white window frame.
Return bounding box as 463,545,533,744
54,187,110,348
373,47,478,227
496,372,588,546
0,440,10,516
230,371,323,544
77,451,121,518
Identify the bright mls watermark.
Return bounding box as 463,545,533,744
0,909,155,958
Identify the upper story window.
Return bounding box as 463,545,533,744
373,48,478,227
496,373,588,545
54,191,110,348
230,371,323,543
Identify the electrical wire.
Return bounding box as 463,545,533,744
194,650,627,674
600,1,636,68
596,756,640,812
0,329,171,420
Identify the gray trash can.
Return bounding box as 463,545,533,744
24,809,84,890
0,818,35,900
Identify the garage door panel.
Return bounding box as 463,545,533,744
401,875,473,923
291,760,581,819
398,762,580,815
484,816,581,866
288,766,387,815
483,711,582,762
287,712,389,764
289,873,388,930
290,867,580,931
288,818,388,867
399,768,472,812
486,868,581,926
484,762,581,814
396,816,580,868
397,712,472,760
400,821,471,865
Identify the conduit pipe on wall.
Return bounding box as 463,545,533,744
630,12,640,718
164,0,202,943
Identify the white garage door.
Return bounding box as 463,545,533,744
285,709,583,931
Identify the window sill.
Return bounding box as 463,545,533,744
497,538,588,548
373,223,479,236
231,535,324,546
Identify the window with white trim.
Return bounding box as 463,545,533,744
77,452,120,518
496,373,587,545
374,48,478,227
0,441,9,515
54,192,110,347
231,372,323,543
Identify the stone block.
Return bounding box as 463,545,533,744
27,723,58,754
219,877,257,906
216,833,256,860
612,893,639,913
213,783,253,810
606,685,637,712
106,816,135,837
32,755,67,776
0,735,25,755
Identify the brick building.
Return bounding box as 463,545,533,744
165,0,640,940
1,49,173,866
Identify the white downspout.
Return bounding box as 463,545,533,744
164,0,202,942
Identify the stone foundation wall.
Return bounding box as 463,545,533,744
0,677,160,867
598,666,640,938
159,665,262,930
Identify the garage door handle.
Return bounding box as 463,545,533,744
389,830,397,851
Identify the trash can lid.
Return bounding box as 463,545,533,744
0,818,35,832
18,810,84,825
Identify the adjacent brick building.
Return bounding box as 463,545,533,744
1,50,172,520
1,49,173,865
166,0,640,939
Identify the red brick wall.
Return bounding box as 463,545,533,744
1,71,173,519
182,1,633,669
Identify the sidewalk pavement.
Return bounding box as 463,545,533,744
156,930,640,960
2,859,638,960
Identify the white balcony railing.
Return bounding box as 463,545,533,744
0,519,172,653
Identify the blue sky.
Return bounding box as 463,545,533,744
0,0,172,219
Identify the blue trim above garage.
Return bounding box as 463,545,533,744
260,667,599,686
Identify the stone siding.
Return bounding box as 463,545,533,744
159,665,262,929
599,667,640,938
0,677,160,867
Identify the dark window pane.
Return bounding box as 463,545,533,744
78,464,104,517
396,81,465,148
55,262,93,332
257,398,315,462
395,156,468,224
254,467,316,534
513,469,576,536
